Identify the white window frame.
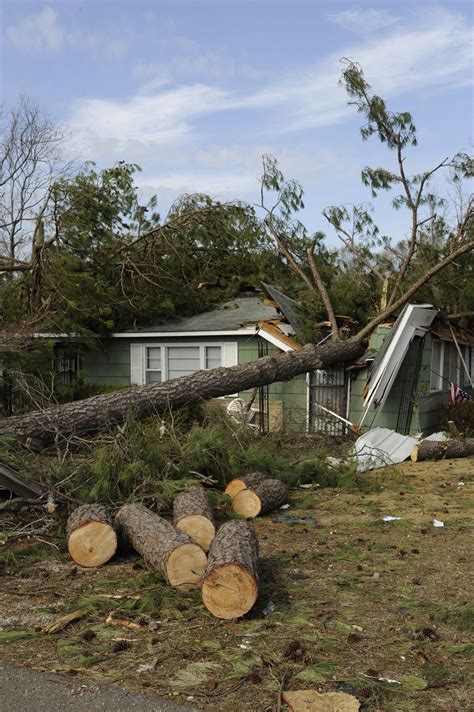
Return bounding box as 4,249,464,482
130,342,238,385
430,340,444,392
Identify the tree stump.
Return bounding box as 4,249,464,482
224,471,269,499
173,485,215,551
411,437,474,462
201,520,259,619
114,503,207,589
67,504,117,568
232,478,289,518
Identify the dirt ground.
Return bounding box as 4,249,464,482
1,458,473,712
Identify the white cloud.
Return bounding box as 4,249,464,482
7,6,64,53
6,5,132,59
67,7,472,206
69,84,231,154
238,8,473,132
327,7,399,34
135,37,236,83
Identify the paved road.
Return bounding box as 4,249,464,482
0,662,201,711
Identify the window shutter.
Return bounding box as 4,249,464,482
223,342,238,368
130,344,144,385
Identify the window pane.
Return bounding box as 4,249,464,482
167,346,200,379
205,346,222,369
146,370,162,384
147,347,161,370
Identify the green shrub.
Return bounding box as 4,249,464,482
443,400,474,436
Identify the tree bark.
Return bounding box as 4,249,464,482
173,484,215,551
411,437,474,462
0,338,365,450
201,520,259,619
224,471,270,499
231,479,289,518
114,503,207,589
67,503,117,568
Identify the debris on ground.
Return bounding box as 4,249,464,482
42,608,88,634
282,689,360,711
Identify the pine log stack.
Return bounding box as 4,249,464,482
201,520,259,619
67,504,117,568
411,437,474,462
173,485,215,551
114,503,207,589
232,478,289,518
224,471,269,499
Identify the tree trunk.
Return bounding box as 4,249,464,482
201,520,259,619
0,338,365,450
114,503,207,589
67,504,117,568
224,471,269,499
411,437,474,462
173,485,215,551
232,479,289,518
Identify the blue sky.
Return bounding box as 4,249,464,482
1,1,473,244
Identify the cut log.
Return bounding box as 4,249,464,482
201,520,259,619
114,503,207,589
0,339,365,450
411,437,474,462
173,485,215,551
232,478,289,518
67,503,117,568
224,471,269,499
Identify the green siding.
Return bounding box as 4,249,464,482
81,335,308,432
238,337,307,432
349,331,472,435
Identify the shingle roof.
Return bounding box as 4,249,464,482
118,296,280,334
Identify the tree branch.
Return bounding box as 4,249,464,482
306,244,340,340
357,236,474,341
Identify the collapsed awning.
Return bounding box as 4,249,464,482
360,304,438,427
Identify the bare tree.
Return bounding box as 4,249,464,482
0,96,66,269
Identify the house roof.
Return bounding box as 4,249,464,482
260,283,304,333
115,296,280,335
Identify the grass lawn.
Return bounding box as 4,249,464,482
1,457,473,711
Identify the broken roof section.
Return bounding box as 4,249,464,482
360,304,439,427
260,282,304,334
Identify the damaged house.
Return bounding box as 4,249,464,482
52,287,474,437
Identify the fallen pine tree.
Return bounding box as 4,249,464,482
411,437,474,462
0,338,365,450
1,225,473,451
